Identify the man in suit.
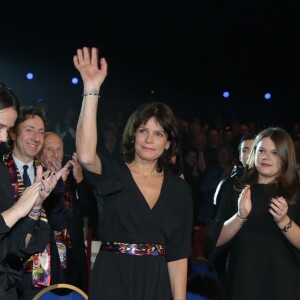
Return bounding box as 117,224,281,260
4,106,68,299
38,132,93,293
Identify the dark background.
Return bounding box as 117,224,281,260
1,1,299,126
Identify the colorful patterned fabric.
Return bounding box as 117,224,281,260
3,152,51,287
53,230,67,269
32,244,51,287
100,242,166,256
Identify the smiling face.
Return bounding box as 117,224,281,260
0,107,18,143
134,117,170,162
10,115,45,163
255,136,282,184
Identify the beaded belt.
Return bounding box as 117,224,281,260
100,242,166,256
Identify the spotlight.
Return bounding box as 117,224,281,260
26,73,34,80
222,91,230,98
264,93,271,100
72,77,79,84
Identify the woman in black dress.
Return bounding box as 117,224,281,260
74,47,193,300
206,127,300,300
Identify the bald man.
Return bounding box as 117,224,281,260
38,132,90,293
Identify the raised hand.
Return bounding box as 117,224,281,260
73,47,108,91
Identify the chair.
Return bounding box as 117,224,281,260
189,256,218,279
32,283,88,300
187,292,210,300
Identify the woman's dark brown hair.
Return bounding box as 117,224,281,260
122,102,181,172
0,83,20,114
237,127,300,204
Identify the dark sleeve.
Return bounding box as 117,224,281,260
0,163,15,241
0,215,10,241
6,217,50,258
4,217,50,272
83,153,123,196
205,178,239,261
43,179,69,231
75,178,94,216
286,196,300,261
166,177,193,262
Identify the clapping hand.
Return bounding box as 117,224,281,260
238,185,252,219
269,196,288,223
34,164,69,207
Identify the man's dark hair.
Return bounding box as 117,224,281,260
6,106,47,149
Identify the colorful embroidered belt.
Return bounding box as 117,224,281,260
100,242,166,256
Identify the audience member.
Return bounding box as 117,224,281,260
100,118,122,160
230,132,256,177
206,127,300,300
211,132,255,288
182,148,203,225
38,132,90,293
0,85,68,299
191,131,207,174
55,107,77,155
198,143,234,225
205,128,221,167
4,106,69,299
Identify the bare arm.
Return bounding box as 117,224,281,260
167,258,188,300
216,185,251,246
1,181,42,228
73,47,107,174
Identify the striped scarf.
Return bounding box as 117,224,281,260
3,152,51,287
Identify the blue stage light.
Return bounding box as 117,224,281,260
72,77,79,84
222,91,230,98
26,73,34,80
264,93,271,100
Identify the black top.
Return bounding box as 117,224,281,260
0,162,50,299
84,153,193,300
206,180,300,300
63,175,92,293
1,152,69,298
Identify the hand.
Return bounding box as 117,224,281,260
237,185,252,218
73,47,108,91
269,196,289,224
70,152,83,183
33,165,56,207
47,157,62,173
35,164,69,203
13,181,42,218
